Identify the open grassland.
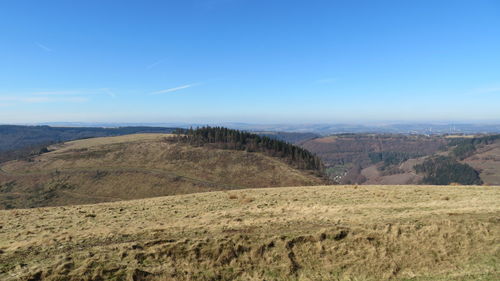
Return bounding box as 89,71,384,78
0,134,323,209
0,185,498,281
49,133,172,152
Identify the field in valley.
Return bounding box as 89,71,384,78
0,184,498,281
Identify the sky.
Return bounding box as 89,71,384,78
0,0,499,124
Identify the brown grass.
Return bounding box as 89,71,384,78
0,184,498,281
238,194,255,204
0,134,324,209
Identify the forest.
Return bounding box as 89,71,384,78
369,151,423,169
448,134,500,160
414,156,482,185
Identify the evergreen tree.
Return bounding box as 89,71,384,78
170,126,325,175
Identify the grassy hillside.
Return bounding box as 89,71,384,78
0,125,180,152
0,125,179,163
0,134,324,209
0,185,498,280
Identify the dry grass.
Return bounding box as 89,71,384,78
0,134,324,209
0,184,498,280
49,133,172,152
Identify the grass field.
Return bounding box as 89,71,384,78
0,134,324,209
1,184,498,280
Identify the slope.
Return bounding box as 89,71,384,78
0,185,498,281
0,125,178,163
462,139,500,185
0,134,324,209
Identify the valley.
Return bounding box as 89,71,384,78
300,134,500,186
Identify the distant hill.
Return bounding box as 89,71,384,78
254,131,320,144
0,125,178,152
38,122,500,135
0,133,325,209
0,125,179,163
300,133,500,185
301,134,446,184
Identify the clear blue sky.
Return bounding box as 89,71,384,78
1,0,499,124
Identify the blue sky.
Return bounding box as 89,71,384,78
0,0,499,124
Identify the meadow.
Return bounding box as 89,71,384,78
1,184,498,280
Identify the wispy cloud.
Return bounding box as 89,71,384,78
31,88,117,98
100,88,117,98
151,83,199,95
147,59,163,70
35,41,53,52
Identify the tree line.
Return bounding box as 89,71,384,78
447,134,500,160
414,156,482,185
369,151,423,168
171,127,325,173
447,134,500,147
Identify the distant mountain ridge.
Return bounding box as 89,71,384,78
36,122,500,135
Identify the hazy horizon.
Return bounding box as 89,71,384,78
3,119,500,126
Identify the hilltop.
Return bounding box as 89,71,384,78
0,125,179,163
0,184,498,280
0,133,325,209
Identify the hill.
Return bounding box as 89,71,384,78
463,139,500,184
0,125,179,163
0,133,325,209
254,131,320,144
0,184,498,281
